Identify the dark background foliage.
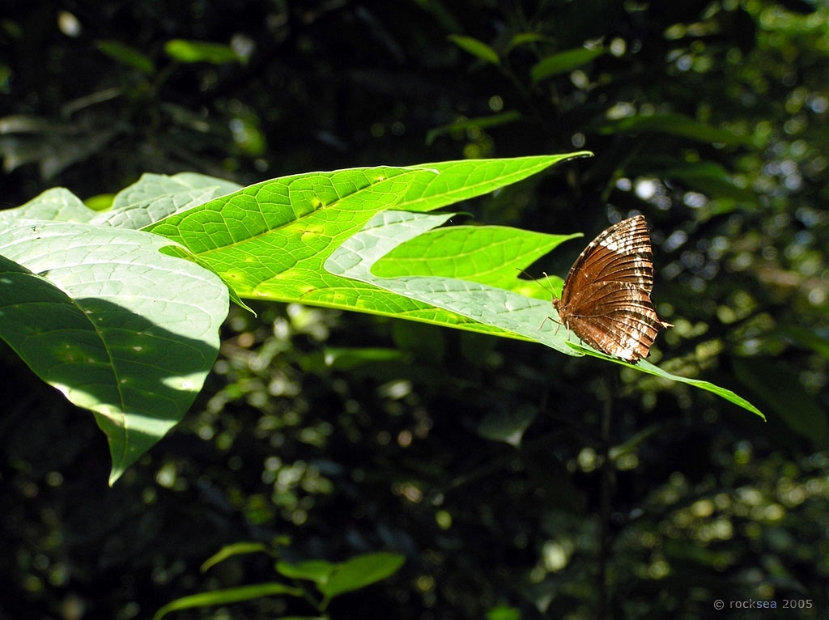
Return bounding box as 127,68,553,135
1,1,827,618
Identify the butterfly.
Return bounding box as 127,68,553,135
551,216,672,363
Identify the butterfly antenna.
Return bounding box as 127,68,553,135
516,268,555,294
514,269,566,335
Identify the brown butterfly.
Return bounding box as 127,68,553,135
551,216,672,363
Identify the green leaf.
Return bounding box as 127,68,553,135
426,110,522,145
96,40,155,75
94,172,242,229
487,605,522,620
91,172,248,311
530,47,604,84
145,155,590,337
733,358,825,444
325,209,591,355
0,187,96,224
164,39,239,64
201,542,273,572
318,552,405,598
392,320,445,361
276,559,336,582
304,347,407,371
507,33,548,51
399,155,591,212
0,157,587,481
85,193,116,212
372,221,573,290
660,161,759,205
153,583,304,620
609,423,669,460
592,113,754,146
276,553,404,599
448,34,500,65
325,210,766,419
778,326,829,359
477,406,537,447
0,154,764,486
0,221,229,485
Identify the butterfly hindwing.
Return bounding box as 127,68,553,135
552,216,671,362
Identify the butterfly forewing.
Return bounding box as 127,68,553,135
553,216,671,362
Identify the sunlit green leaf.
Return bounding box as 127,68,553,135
325,209,766,419
146,155,590,339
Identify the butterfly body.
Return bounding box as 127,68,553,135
552,216,671,363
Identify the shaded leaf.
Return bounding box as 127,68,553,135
96,40,155,75
531,47,604,84
0,219,228,484
661,161,759,205
733,358,825,445
153,583,304,620
478,406,537,447
487,605,522,620
448,34,500,65
592,113,754,146
201,542,274,572
426,111,522,145
507,33,548,51
311,347,407,371
779,326,829,359
276,559,335,583
318,552,405,598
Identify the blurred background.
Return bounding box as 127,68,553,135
1,1,827,618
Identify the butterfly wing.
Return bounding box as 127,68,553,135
565,282,670,361
556,216,671,362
